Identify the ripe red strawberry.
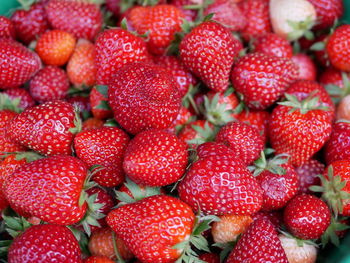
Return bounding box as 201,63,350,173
326,25,350,72
252,33,293,58
178,155,263,215
238,0,271,41
252,210,283,229
2,88,35,110
166,105,193,133
46,0,102,41
269,94,332,166
237,110,270,143
0,16,15,39
29,66,69,103
8,224,82,262
319,67,347,89
107,195,195,263
4,156,88,225
84,256,114,263
74,127,129,187
216,122,264,165
296,159,324,194
196,142,236,159
90,86,113,120
291,53,317,81
325,121,350,164
178,120,215,147
0,39,41,89
284,194,331,239
95,28,151,85
226,217,289,263
82,118,105,131
123,129,188,187
231,53,298,110
67,39,96,87
11,2,48,44
199,253,220,263
154,55,197,97
180,21,242,92
279,234,317,263
108,62,181,134
7,100,80,156
307,0,343,29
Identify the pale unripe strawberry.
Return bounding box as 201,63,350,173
279,234,317,263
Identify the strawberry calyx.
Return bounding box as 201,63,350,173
252,151,289,177
279,230,318,248
68,106,83,134
187,121,217,146
321,216,350,247
94,85,112,111
324,72,350,104
0,151,43,162
16,0,36,11
287,16,316,41
0,93,23,113
182,84,200,115
279,92,329,114
67,226,90,255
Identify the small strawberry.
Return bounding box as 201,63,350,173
236,110,270,143
180,21,242,92
2,88,35,110
67,39,96,87
90,85,113,120
8,224,82,262
35,29,76,66
216,122,264,165
279,234,317,263
296,159,324,194
0,38,41,89
0,16,15,39
291,53,317,81
108,62,181,134
226,217,289,263
84,256,114,263
46,0,102,41
231,53,298,110
283,194,331,239
123,129,188,187
337,95,350,121
82,118,105,131
74,127,130,187
252,33,293,58
29,66,69,103
326,25,350,72
199,253,220,263
7,100,81,156
307,0,343,29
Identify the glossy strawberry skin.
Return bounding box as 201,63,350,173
74,127,129,187
8,224,82,263
296,159,324,194
123,129,188,187
0,16,15,39
0,39,41,89
178,155,263,215
253,33,293,58
237,110,270,143
291,54,317,81
108,62,181,135
284,194,331,239
4,156,88,225
7,100,78,156
180,21,242,92
307,0,343,29
2,88,35,110
46,0,102,41
325,121,350,165
107,195,195,263
95,28,151,85
84,256,114,263
197,142,236,159
82,118,105,131
326,25,350,71
231,53,297,110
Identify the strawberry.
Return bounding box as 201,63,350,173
211,214,253,243
8,224,82,262
4,156,88,225
279,234,317,263
29,66,70,103
74,127,130,187
325,121,350,164
11,2,49,44
269,94,332,166
216,122,264,165
226,217,289,263
67,39,96,87
337,95,350,121
0,39,41,89
108,62,181,134
319,67,350,103
291,54,317,81
236,110,270,143
154,55,197,97
199,253,220,263
36,29,76,66
283,194,331,239
123,129,188,187
178,155,263,215
170,0,197,21
0,16,15,39
307,0,343,29
326,25,350,72
2,88,35,110
82,118,105,131
66,95,91,118
46,0,102,41
180,21,242,92
166,105,193,133
238,0,271,41
84,256,114,263
196,142,235,159
296,159,324,194
231,53,298,110
107,195,195,263
252,33,293,58
7,100,81,156
106,0,120,17
90,85,113,120
95,28,151,85
178,120,215,147
252,210,283,229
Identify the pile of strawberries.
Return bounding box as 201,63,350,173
0,0,350,262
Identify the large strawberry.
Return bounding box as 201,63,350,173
46,0,102,41
74,127,130,187
231,53,297,110
326,25,350,72
325,120,350,164
95,28,150,85
8,224,82,263
108,62,181,134
7,100,81,156
0,38,41,89
180,21,242,92
123,129,188,186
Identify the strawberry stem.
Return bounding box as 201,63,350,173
112,231,125,263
